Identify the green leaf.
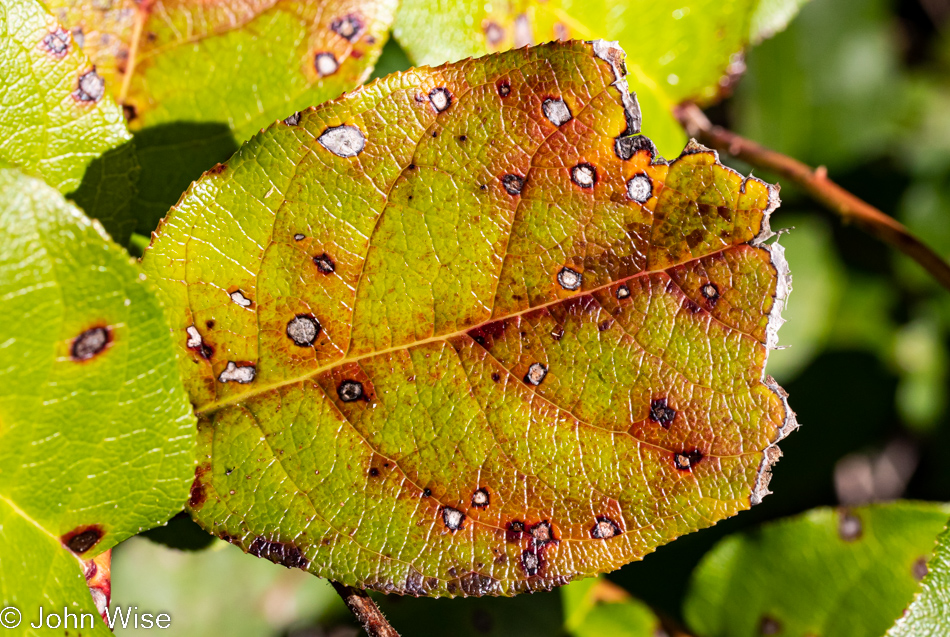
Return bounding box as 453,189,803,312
392,0,808,157
684,502,950,637
0,166,196,630
141,41,795,597
563,577,660,637
0,0,136,243
886,519,950,637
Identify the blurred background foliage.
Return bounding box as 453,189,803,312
112,0,950,634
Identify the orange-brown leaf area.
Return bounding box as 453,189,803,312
143,40,795,596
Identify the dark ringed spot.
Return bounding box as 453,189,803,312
524,362,547,386
542,98,572,126
71,326,110,361
313,253,336,274
294,233,305,241
615,134,658,161
591,516,621,539
626,173,652,203
442,506,465,531
423,488,432,497
616,284,630,300
472,488,490,508
43,27,70,56
73,69,104,102
571,163,597,188
674,449,704,471
502,174,525,195
557,267,582,291
428,87,452,112
62,527,104,554
330,14,364,41
529,521,553,546
483,21,504,45
649,398,676,428
368,467,380,477
283,112,301,126
701,282,720,302
338,380,363,402
758,616,782,636
521,550,540,576
506,520,524,542
496,79,511,97
314,51,339,76
286,314,321,347
248,537,309,569
318,124,365,157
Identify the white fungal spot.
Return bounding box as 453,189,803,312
331,14,363,41
74,69,104,102
230,291,252,307
542,98,572,127
286,315,321,347
616,284,630,300
557,267,582,291
591,517,621,539
701,283,720,300
571,163,596,188
472,488,490,507
315,52,339,76
218,361,256,384
531,522,552,543
294,233,305,241
521,550,539,575
626,174,652,203
318,125,366,158
338,379,363,402
524,363,547,386
428,87,452,112
442,506,464,531
186,325,203,348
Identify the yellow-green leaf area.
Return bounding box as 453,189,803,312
142,41,794,597
46,0,399,142
0,0,131,194
684,502,950,637
0,167,196,630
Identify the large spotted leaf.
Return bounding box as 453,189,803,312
393,0,807,157
0,167,195,632
142,40,794,596
0,0,137,242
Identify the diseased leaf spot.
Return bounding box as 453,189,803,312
442,506,465,531
62,526,104,554
524,362,548,386
314,52,339,76
615,135,657,161
838,509,862,541
529,521,554,547
218,361,256,384
248,537,309,569
497,79,511,97
616,284,630,300
429,87,452,112
369,467,380,477
294,233,305,241
491,373,501,382
43,27,70,57
338,379,364,402
283,112,301,126
673,449,703,471
701,282,720,303
73,68,104,102
71,326,110,361
472,488,490,508
423,488,432,497
318,125,365,158
649,398,676,428
626,173,652,203
286,314,321,347
758,616,782,635
313,253,336,274
506,520,525,542
591,516,621,539
331,14,363,41
122,104,137,122
502,174,525,196
483,21,504,45
521,550,540,576
557,267,582,291
571,163,597,188
913,556,928,580
185,325,213,359
542,98,572,126
205,320,215,329
230,290,252,307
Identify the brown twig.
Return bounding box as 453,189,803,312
675,102,950,292
331,582,401,637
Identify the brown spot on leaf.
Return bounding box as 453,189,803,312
529,521,554,547
521,549,541,576
472,488,490,508
62,526,104,554
483,21,504,45
331,14,364,41
42,27,70,57
759,615,782,635
73,68,104,102
502,174,525,195
673,449,703,471
468,319,507,347
506,520,524,542
71,326,110,361
313,253,336,274
208,163,227,175
701,282,720,304
650,398,676,428
189,464,210,509
442,506,465,531
524,362,547,386
913,556,929,580
337,379,363,402
286,314,321,347
497,79,511,97
122,103,137,122
557,267,582,290
591,516,621,539
248,536,309,569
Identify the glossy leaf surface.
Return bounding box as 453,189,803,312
142,41,794,596
886,519,950,637
0,0,136,241
0,167,196,630
684,502,950,637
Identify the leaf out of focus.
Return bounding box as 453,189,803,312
684,501,950,637
110,538,344,637
562,576,661,637
766,214,845,382
886,519,950,637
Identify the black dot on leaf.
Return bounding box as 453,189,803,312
701,282,720,302
71,326,110,361
337,380,363,402
502,174,525,195
62,526,104,554
649,398,676,428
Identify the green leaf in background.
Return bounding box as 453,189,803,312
0,166,196,633
46,0,400,235
110,537,345,636
142,40,796,597
392,0,807,157
886,519,950,637
562,576,661,637
684,502,950,637
0,0,137,244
